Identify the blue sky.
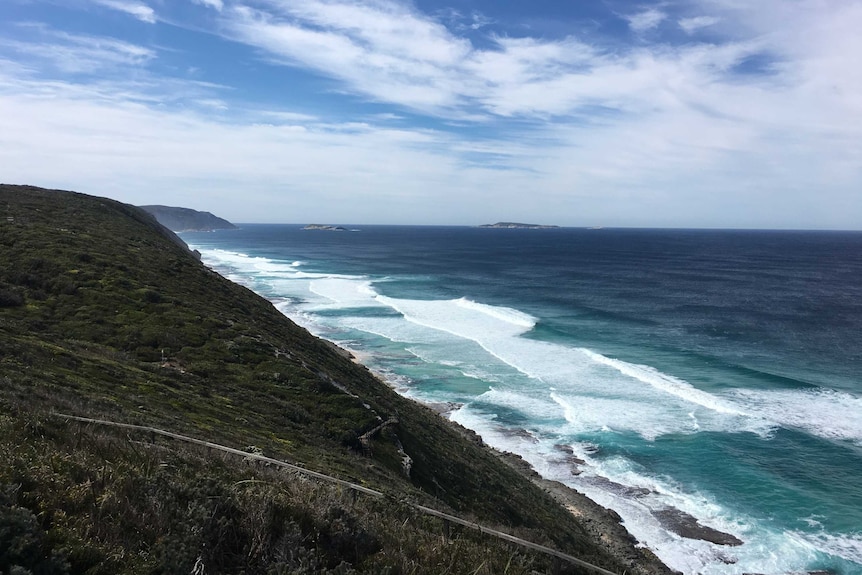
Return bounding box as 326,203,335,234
1,0,860,227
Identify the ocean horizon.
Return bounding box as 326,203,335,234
182,225,862,575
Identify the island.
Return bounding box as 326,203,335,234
139,204,237,232
302,224,348,231
479,222,559,229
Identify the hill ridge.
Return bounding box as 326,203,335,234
139,204,237,232
0,184,672,575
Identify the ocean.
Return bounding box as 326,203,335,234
181,225,862,575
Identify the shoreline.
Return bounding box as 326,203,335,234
262,295,840,575
198,254,754,574
187,236,856,575
346,342,836,575
327,336,678,574
195,250,845,575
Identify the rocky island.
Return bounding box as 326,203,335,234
479,222,560,229
302,224,349,231
139,204,237,232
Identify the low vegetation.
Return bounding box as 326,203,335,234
0,185,669,574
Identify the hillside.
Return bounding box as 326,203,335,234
139,204,237,232
0,185,672,575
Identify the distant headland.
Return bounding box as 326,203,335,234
478,222,559,229
139,205,237,232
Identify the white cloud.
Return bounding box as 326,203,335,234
469,12,494,31
0,26,155,75
0,81,489,223
626,9,667,33
260,110,320,122
1,0,861,228
1,47,858,229
192,0,224,11
219,0,862,140
92,0,157,23
678,16,720,34
228,4,469,112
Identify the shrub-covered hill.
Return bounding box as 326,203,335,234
0,185,672,575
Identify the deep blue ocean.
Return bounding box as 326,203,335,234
182,226,862,575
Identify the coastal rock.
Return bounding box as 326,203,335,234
553,444,586,465
584,475,652,498
503,427,539,443
425,401,463,416
527,478,676,575
652,508,743,546
552,444,586,475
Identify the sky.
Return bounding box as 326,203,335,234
0,0,860,228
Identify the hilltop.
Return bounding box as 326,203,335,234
139,204,237,232
0,185,672,575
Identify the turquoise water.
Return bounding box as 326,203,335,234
183,226,862,574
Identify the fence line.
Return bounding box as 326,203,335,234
55,413,621,575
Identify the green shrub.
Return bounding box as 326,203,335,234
0,495,70,575
0,287,24,307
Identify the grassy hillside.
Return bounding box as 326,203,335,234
0,185,672,575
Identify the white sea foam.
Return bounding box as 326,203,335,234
308,278,382,309
550,392,697,440
375,295,536,340
199,248,358,282
798,531,862,565
476,388,563,423
340,316,458,346
370,291,779,441
579,349,747,416
730,387,862,445
450,403,832,575
454,297,537,329
203,248,302,276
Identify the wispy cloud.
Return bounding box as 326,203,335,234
438,9,494,32
228,3,469,112
192,0,224,11
625,8,667,33
0,24,155,74
223,1,761,122
678,16,720,34
91,0,157,23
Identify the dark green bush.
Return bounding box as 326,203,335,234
0,495,70,575
0,287,24,307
